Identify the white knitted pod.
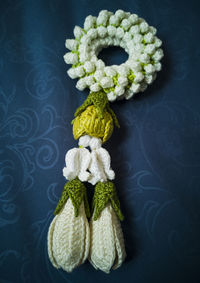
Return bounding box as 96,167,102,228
47,215,59,268
47,199,90,272
89,204,126,273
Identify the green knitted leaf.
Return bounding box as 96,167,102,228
54,178,90,217
106,105,120,128
90,91,108,118
74,91,108,118
74,96,93,118
92,181,124,221
73,90,120,128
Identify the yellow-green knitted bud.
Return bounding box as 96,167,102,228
73,105,113,143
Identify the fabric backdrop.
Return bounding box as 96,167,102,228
0,0,200,282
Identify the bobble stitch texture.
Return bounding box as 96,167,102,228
64,10,163,101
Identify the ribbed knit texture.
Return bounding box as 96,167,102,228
92,181,124,221
48,198,90,272
72,91,119,143
54,178,90,218
89,203,126,273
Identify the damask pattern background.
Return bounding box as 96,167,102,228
0,0,200,282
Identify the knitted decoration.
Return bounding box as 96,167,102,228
64,10,163,101
47,9,163,274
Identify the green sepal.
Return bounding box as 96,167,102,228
54,178,90,218
73,90,120,128
106,104,120,128
92,181,124,221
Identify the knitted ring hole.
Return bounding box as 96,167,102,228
98,46,129,66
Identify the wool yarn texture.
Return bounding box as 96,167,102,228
47,9,163,274
64,9,163,101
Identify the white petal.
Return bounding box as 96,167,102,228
78,148,91,182
111,205,126,269
63,148,79,180
107,91,116,102
128,14,139,24
84,15,96,30
109,15,120,26
64,52,78,65
67,68,78,79
89,137,102,150
107,25,117,37
95,148,115,180
100,77,114,88
80,212,90,264
84,61,95,73
52,199,89,272
78,135,91,148
115,9,126,20
89,205,116,273
76,78,87,90
47,215,59,268
90,83,101,92
88,150,107,185
74,26,84,39
65,39,78,51
97,26,107,38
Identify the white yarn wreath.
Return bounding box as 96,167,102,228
64,9,163,102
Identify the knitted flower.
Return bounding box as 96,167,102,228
62,147,91,182
73,105,114,143
89,181,126,273
72,91,119,143
47,179,90,272
88,139,115,185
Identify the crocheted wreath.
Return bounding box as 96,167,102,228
64,9,163,101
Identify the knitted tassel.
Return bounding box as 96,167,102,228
47,178,90,272
48,88,127,273
89,181,126,273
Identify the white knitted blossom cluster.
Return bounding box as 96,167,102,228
64,9,163,102
63,135,115,185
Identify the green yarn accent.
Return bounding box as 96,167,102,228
54,178,90,218
92,181,124,221
106,104,120,128
103,86,116,94
74,91,107,118
72,50,80,55
73,91,120,128
127,70,135,81
72,62,83,68
112,73,119,86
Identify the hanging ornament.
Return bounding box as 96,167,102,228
47,9,163,273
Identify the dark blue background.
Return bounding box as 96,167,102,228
1,0,200,282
